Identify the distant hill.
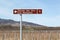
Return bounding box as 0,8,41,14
0,18,60,30
0,18,47,30
0,18,47,27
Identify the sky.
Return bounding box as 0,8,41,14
0,0,60,27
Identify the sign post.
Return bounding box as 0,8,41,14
20,14,22,40
13,9,42,40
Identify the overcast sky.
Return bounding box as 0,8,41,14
0,0,60,27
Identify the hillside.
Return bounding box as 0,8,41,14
0,18,60,30
0,18,46,27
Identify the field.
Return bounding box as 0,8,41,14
0,30,60,40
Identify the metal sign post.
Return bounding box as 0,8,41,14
13,9,42,40
20,14,22,40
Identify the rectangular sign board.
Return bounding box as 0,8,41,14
13,9,42,14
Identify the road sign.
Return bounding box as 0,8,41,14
13,9,42,40
13,9,42,14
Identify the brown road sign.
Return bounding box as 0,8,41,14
13,9,42,14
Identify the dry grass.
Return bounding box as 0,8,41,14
0,31,60,40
